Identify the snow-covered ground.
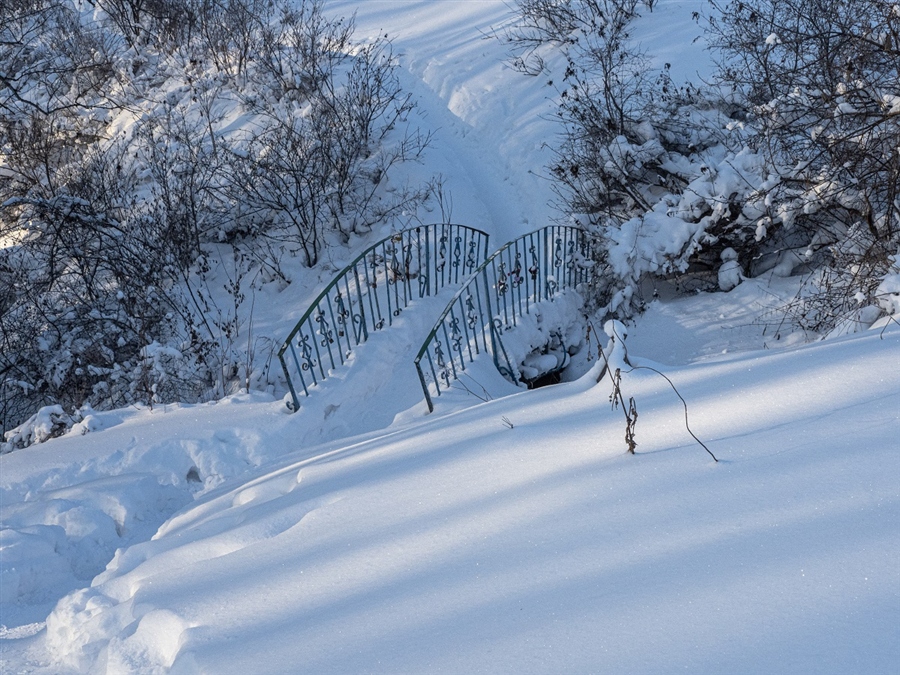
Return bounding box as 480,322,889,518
2,2,899,673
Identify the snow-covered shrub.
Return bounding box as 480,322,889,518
2,405,74,452
507,0,900,331
223,0,432,267
498,289,587,383
1,0,433,433
505,0,661,224
875,253,900,316
705,0,900,331
505,0,755,317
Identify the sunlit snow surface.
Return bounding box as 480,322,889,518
2,2,899,673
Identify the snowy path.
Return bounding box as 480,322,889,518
326,0,560,243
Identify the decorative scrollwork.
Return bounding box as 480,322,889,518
334,292,350,336
335,292,349,324
437,235,448,271
466,239,478,270
449,317,463,353
492,316,505,336
434,340,451,387
297,334,317,371
352,313,365,341
546,276,559,298
315,309,334,346
510,252,523,288
465,293,478,329
497,262,509,296
452,235,463,268
496,364,517,383
529,245,539,281
566,240,576,268
388,245,401,284
403,243,413,277
554,237,563,267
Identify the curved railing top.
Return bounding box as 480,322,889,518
413,225,593,412
278,223,490,410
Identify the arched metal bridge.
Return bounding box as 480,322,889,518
278,223,593,413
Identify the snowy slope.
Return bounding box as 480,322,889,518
3,316,898,674
2,1,899,673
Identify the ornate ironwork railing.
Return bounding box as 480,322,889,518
413,225,593,412
278,223,490,410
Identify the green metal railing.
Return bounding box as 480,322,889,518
278,223,490,410
413,225,593,412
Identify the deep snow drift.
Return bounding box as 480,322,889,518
2,1,899,673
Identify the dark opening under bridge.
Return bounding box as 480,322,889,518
278,223,593,414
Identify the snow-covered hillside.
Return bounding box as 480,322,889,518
2,1,898,673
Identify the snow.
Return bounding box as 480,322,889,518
2,1,899,673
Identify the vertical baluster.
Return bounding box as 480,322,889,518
447,304,466,371
287,344,307,398
424,226,432,297
402,232,412,308
455,224,463,285
457,295,477,363
559,227,566,289
440,320,459,382
500,255,511,328
315,304,337,371
482,264,501,371
441,224,449,289
390,240,402,323
556,227,564,291
474,275,489,353
416,228,425,299
352,263,368,342
537,232,543,303
325,294,346,365
426,350,441,397
456,228,464,284
361,255,376,333
526,232,536,311
380,241,393,326
504,247,515,327
513,241,524,321
452,224,458,288
340,275,356,347
439,226,445,293
416,359,434,413
306,317,325,383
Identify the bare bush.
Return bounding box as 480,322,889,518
707,0,900,331
1,0,434,437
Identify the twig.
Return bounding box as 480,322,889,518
623,363,718,462
590,319,717,462
451,374,493,402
